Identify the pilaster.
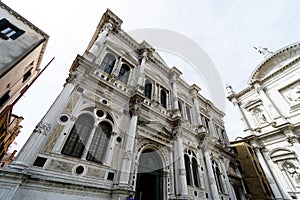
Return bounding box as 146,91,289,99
204,149,220,200
253,144,289,199
173,123,188,197
11,78,77,169
170,66,182,119
89,22,112,56
226,85,253,135
118,95,141,185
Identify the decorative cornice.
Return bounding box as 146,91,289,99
249,41,300,84
0,2,49,39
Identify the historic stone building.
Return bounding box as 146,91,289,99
1,9,245,200
227,43,300,199
0,2,48,162
231,140,274,199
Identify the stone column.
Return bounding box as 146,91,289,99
190,84,202,126
204,150,220,200
198,150,205,190
89,22,112,56
104,132,117,166
157,84,161,103
253,146,287,199
118,102,139,184
226,85,252,134
262,149,291,199
169,150,176,198
111,56,122,77
81,125,97,160
12,77,77,168
170,68,182,119
173,128,188,196
137,52,147,90
219,157,235,199
153,83,158,101
253,82,283,120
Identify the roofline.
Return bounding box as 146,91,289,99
249,41,300,84
0,1,49,39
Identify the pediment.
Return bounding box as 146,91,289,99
105,40,139,65
243,99,262,110
269,148,296,162
137,116,173,139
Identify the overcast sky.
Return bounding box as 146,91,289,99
3,0,300,152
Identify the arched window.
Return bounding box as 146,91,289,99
118,64,130,84
61,108,114,165
212,160,224,193
178,100,182,112
87,121,112,163
192,158,200,187
62,113,94,158
160,90,167,109
144,80,152,99
184,154,192,185
100,53,116,75
184,150,200,188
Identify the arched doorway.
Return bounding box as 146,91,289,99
135,149,163,200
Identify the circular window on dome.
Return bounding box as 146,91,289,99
75,165,84,175
59,114,69,124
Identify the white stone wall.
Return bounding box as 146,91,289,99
229,42,300,199
1,9,244,200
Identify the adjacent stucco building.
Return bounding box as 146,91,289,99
228,43,300,199
231,140,274,199
0,1,48,160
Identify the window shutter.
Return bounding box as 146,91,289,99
11,30,25,40
0,18,9,30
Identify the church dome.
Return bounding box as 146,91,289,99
249,41,300,84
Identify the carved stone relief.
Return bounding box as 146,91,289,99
281,80,300,108
48,159,73,173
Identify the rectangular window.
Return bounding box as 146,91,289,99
0,18,25,40
22,67,33,83
186,105,192,123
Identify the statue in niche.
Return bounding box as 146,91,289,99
253,107,268,124
283,162,297,176
282,162,300,185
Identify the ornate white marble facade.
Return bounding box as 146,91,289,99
0,9,245,200
228,42,300,199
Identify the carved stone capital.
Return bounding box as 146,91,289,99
34,121,51,135
103,22,113,32
130,101,141,116
173,127,182,138
65,72,81,85
287,136,300,144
